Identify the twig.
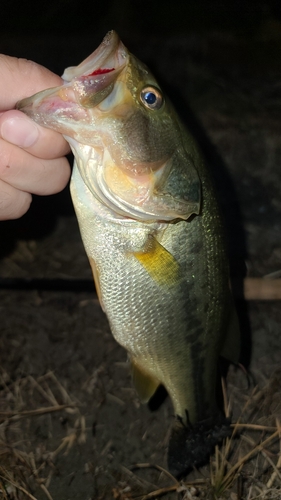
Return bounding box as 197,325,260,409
28,375,58,406
40,483,54,500
131,463,178,485
46,372,76,406
267,418,281,488
119,465,159,491
135,484,178,499
230,423,277,432
221,429,281,488
0,473,37,500
0,403,77,421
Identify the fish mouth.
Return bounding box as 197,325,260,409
16,31,128,133
62,30,127,82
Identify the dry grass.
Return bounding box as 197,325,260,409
207,377,281,499
0,370,84,500
115,374,281,500
0,369,280,499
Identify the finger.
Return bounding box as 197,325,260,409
0,179,32,220
0,110,70,159
0,55,63,110
0,139,71,195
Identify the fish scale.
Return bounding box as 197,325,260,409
17,30,240,476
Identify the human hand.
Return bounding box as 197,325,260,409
0,55,71,220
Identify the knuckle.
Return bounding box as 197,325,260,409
0,147,12,179
17,57,42,80
0,186,31,220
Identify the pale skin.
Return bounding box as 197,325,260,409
0,55,71,220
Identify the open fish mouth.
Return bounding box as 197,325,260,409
16,31,128,131
62,30,127,83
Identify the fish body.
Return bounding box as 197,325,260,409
17,31,239,475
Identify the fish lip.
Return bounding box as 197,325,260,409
16,85,90,132
62,30,128,81
17,86,68,112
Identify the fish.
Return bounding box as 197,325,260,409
17,31,240,476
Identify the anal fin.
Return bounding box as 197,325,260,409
131,358,160,403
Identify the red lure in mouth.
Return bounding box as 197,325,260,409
87,68,115,76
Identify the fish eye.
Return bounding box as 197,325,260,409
140,86,163,110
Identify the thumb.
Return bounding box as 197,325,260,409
0,54,63,111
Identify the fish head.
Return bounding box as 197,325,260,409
17,31,201,222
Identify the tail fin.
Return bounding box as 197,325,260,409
167,415,232,478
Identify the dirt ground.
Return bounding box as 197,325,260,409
0,8,281,500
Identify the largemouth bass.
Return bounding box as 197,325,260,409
17,31,240,476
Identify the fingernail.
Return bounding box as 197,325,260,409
1,116,39,148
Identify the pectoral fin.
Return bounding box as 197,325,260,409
131,358,160,403
133,235,181,287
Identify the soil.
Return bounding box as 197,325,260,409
0,7,281,500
